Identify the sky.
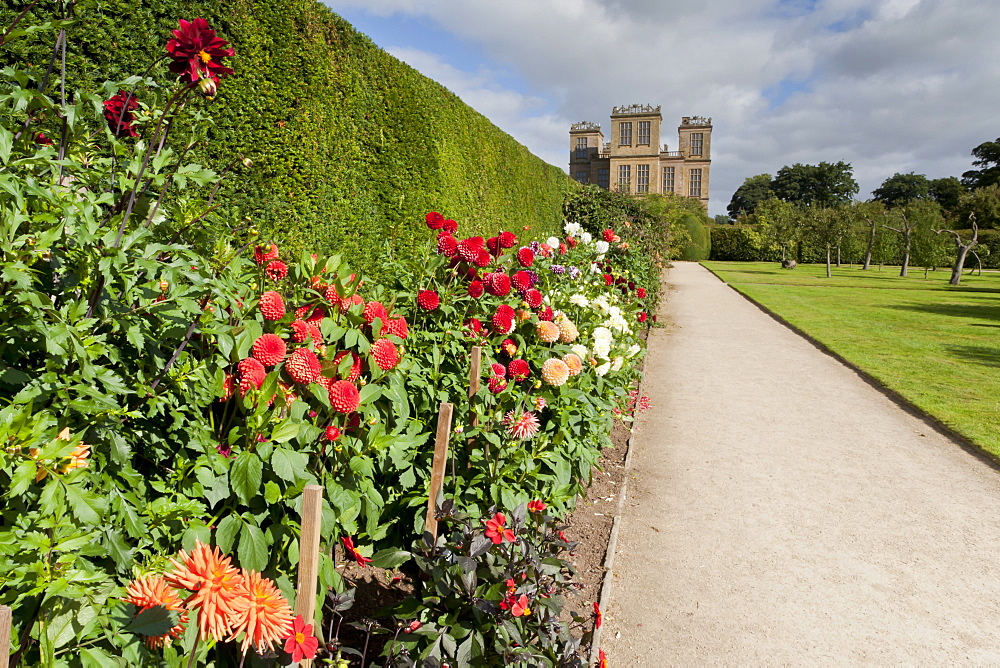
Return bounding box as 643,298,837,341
321,0,1000,218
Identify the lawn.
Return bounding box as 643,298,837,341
702,261,1000,457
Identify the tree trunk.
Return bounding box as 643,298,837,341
900,236,910,277
863,221,876,270
826,245,832,278
950,246,971,285
836,246,841,267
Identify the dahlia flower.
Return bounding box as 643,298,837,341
516,247,535,267
484,512,516,544
541,358,570,386
383,316,409,338
500,339,518,357
602,229,616,242
568,266,581,279
464,317,484,336
485,272,512,297
437,234,458,257
252,333,286,366
595,240,610,255
569,294,589,307
165,541,244,641
524,289,543,309
490,363,507,377
537,321,560,343
579,232,593,244
468,280,485,298
637,287,647,299
285,347,321,384
488,375,507,394
425,211,445,229
166,18,234,84
325,425,341,441
370,338,399,370
103,90,139,138
595,361,611,376
511,271,532,292
546,236,561,249
563,221,582,236
557,318,579,343
258,291,285,321
124,575,189,648
264,260,287,281
227,570,294,656
507,359,530,382
284,615,320,662
563,353,583,377
505,410,540,439
328,380,360,413
491,305,516,335
363,300,388,324
538,306,554,321
417,290,440,311
341,536,372,567
442,219,458,234
499,231,517,248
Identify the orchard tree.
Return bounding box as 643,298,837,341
772,161,859,208
752,197,800,261
727,173,774,218
935,214,979,285
962,138,1000,189
953,185,1000,229
872,172,930,208
884,200,942,277
848,200,890,270
803,206,850,278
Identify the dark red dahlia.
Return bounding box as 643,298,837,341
264,260,288,281
442,219,458,234
437,234,458,257
511,271,532,292
468,280,484,298
34,132,54,146
102,90,139,138
516,247,534,267
524,289,543,309
425,211,445,229
492,304,516,335
258,291,285,321
417,290,440,311
484,273,511,297
464,317,484,336
507,359,530,382
457,237,485,263
166,18,234,84
252,333,286,366
498,231,517,249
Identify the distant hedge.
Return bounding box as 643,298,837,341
708,225,779,262
678,213,711,261
3,0,574,280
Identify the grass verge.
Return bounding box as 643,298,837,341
702,261,1000,457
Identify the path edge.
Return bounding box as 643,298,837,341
588,338,649,666
700,262,1000,473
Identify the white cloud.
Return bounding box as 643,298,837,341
325,0,1000,215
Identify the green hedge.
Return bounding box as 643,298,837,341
679,213,711,261
3,0,574,281
708,225,780,261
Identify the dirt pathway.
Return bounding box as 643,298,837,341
603,262,1000,665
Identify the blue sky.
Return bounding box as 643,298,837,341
324,1,1000,217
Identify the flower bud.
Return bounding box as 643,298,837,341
159,281,169,292
198,76,218,98
242,157,253,168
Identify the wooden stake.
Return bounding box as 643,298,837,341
466,346,482,465
294,484,323,668
425,402,454,543
0,605,11,668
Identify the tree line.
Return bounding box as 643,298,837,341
720,138,1000,284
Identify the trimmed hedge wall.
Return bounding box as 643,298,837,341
3,0,574,280
678,213,711,261
708,225,780,262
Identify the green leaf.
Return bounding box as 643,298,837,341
8,460,35,497
125,604,179,637
64,482,102,524
271,420,299,444
370,549,411,569
349,455,374,478
358,383,382,404
239,522,268,571
230,451,262,503
104,529,134,570
271,447,308,483
215,515,242,553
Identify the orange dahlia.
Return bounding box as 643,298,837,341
165,541,244,641
124,575,189,648
563,353,583,377
541,358,570,386
227,570,294,656
536,321,560,343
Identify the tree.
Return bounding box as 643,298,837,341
848,200,889,270
752,197,800,261
771,161,859,208
962,138,1000,189
872,172,930,207
884,200,941,277
727,173,774,217
954,185,1000,229
935,215,979,285
928,176,964,213
803,206,850,278
713,214,732,225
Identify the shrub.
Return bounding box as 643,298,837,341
708,224,780,261
678,212,711,261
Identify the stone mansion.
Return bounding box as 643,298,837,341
569,104,712,209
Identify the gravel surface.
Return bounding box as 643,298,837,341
604,262,1000,665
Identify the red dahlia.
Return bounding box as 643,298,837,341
339,294,364,312
289,320,309,343
457,237,484,263
416,290,440,311
491,304,516,335
507,359,530,382
383,316,409,339
490,363,507,377
332,351,362,382
511,271,532,292
166,18,234,84
425,211,445,230
370,338,400,371
498,231,517,249
328,380,361,413
254,243,279,265
500,339,518,357
442,219,458,234
538,306,554,321
488,375,508,394
258,291,285,321
516,248,534,267
464,317,484,336
103,90,139,138
436,234,458,257
486,236,501,256
603,274,614,286
524,289,543,309
238,357,266,394
362,300,388,325
485,273,511,297
602,228,616,242
637,287,647,298
467,280,485,298
638,311,648,323
34,132,54,146
286,348,321,384
264,260,287,281
252,333,286,366
325,425,341,441
474,249,492,267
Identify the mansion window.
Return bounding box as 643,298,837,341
662,166,675,193
636,164,650,193
619,122,632,146
617,164,631,192
575,137,587,159
575,171,588,184
597,168,610,189
689,168,702,197
690,132,703,156
638,121,650,146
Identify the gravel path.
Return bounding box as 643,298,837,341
604,262,1000,665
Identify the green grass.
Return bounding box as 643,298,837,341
702,261,1000,456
